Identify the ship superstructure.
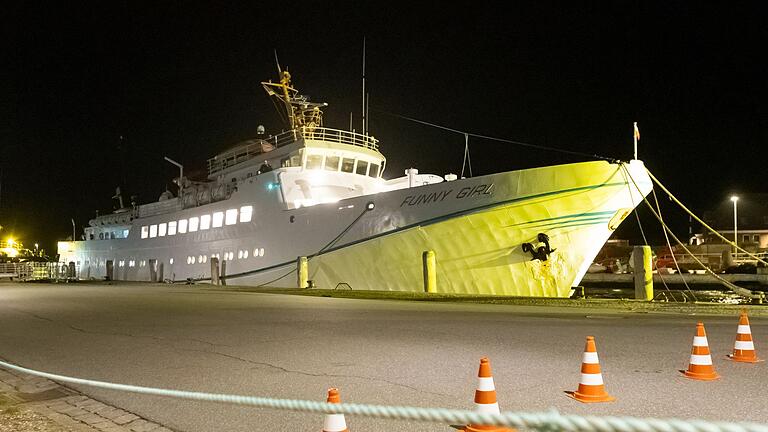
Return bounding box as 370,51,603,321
59,71,652,297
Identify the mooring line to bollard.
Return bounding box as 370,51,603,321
1,358,767,432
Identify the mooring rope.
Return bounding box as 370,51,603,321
1,359,766,432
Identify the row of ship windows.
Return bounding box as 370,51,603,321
140,205,253,239
185,248,266,265
110,248,267,268
303,154,381,178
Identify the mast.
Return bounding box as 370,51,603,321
261,71,327,131
362,37,366,134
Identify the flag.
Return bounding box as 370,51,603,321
634,123,640,141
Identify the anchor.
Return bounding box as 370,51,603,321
522,233,557,261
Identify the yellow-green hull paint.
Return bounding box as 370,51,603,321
309,160,651,297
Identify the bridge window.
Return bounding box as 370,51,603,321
158,223,167,237
149,225,158,238
225,209,238,225
188,217,199,232
212,211,224,228
141,226,148,239
168,221,177,235
368,163,380,178
325,156,340,171
355,160,368,176
341,158,355,173
178,219,188,234
240,206,253,223
200,214,211,230
306,154,323,170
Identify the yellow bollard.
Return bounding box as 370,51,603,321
423,250,436,293
297,256,309,288
633,245,653,300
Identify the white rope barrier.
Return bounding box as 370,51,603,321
1,359,766,432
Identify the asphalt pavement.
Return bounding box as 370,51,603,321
0,282,765,431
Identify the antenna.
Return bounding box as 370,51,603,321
274,49,282,74
366,92,370,134
361,37,366,134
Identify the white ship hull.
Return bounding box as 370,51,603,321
60,159,652,297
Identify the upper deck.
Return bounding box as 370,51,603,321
206,126,379,177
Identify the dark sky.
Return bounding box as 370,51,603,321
3,1,767,253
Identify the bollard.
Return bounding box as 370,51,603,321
210,257,220,285
297,256,308,288
422,250,436,293
633,245,653,300
220,260,227,286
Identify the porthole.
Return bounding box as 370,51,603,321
228,252,234,261
170,258,174,265
238,250,243,259
253,248,258,257
244,250,249,259
259,248,265,257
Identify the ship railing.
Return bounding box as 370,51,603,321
207,127,379,176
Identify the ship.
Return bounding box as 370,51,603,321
58,70,653,297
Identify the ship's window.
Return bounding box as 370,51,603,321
260,248,265,257
290,154,301,167
198,255,203,263
212,211,224,228
169,258,174,265
240,206,253,223
754,235,760,242
191,256,196,264
225,209,238,225
744,235,750,243
123,229,129,238
325,155,340,171
158,223,167,237
238,250,243,259
244,249,249,258
110,232,116,239
368,163,380,178
188,217,199,232
149,225,158,238
355,160,369,176
341,158,355,173
178,219,188,234
306,154,323,170
168,221,177,236
281,157,291,168
99,232,104,240
200,214,211,230
253,248,259,257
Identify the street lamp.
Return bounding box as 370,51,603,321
730,195,739,255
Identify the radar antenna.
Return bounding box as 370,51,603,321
261,71,328,130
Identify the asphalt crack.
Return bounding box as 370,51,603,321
178,347,450,398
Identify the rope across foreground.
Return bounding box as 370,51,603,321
1,359,766,432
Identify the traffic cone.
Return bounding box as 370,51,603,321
567,336,614,403
728,311,762,363
322,388,349,432
682,322,720,380
461,357,515,432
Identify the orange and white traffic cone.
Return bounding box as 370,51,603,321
682,322,720,380
567,336,614,403
461,357,515,432
728,311,762,363
322,388,349,432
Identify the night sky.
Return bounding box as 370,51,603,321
3,2,767,254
